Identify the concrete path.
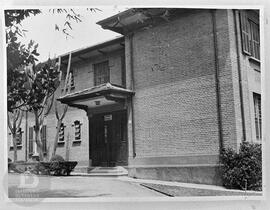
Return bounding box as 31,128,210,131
8,174,165,198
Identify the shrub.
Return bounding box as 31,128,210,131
50,154,65,162
220,142,262,191
40,161,77,176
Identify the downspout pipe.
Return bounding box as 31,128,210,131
211,10,224,156
129,33,136,158
233,9,246,142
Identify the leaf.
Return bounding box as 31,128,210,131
55,24,59,31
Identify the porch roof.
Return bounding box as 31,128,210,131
57,83,135,110
97,8,184,34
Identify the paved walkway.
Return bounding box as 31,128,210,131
8,174,165,198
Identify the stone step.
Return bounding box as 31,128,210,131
72,166,128,177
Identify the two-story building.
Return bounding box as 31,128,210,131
8,8,261,185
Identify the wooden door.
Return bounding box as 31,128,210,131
90,111,128,167
91,114,107,166
111,111,128,166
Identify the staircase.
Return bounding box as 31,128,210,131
72,166,128,177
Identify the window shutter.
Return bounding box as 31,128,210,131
41,126,47,153
94,61,110,86
74,120,81,140
29,127,33,154
16,128,22,146
250,21,260,60
253,94,262,140
59,123,65,142
239,11,251,54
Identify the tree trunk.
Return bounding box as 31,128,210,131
12,133,17,162
33,110,44,161
34,127,44,161
51,120,62,158
65,132,70,161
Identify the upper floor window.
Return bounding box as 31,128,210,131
62,69,75,92
94,61,110,86
240,11,260,60
253,93,262,141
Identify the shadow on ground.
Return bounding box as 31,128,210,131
8,186,111,198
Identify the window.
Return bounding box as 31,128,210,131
41,125,47,153
16,128,23,147
58,123,65,143
94,61,110,86
68,70,75,89
74,120,81,141
29,127,33,154
253,93,262,140
10,128,23,150
63,69,75,91
240,11,260,60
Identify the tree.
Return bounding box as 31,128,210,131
5,8,99,161
23,60,61,161
51,54,72,159
6,10,40,162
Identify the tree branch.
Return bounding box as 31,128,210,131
7,112,13,133
55,101,60,120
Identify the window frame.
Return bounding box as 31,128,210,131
253,93,262,141
93,60,110,86
239,11,260,61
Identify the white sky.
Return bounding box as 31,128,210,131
19,6,129,62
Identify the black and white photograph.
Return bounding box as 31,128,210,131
1,1,269,210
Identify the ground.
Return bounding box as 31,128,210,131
8,173,262,198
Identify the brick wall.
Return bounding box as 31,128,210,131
128,9,241,163
131,10,219,159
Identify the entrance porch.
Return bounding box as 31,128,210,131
57,83,135,171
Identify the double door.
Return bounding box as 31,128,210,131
90,110,128,167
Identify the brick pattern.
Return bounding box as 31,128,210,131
131,10,221,158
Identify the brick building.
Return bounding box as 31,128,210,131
8,9,261,185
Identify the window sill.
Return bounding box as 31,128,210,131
10,145,22,151
57,141,65,144
248,56,260,65
72,140,81,143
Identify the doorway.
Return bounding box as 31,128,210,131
89,110,128,167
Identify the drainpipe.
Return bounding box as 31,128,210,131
128,33,136,158
233,9,246,142
25,111,28,161
211,10,224,156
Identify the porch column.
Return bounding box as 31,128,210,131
125,34,136,158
